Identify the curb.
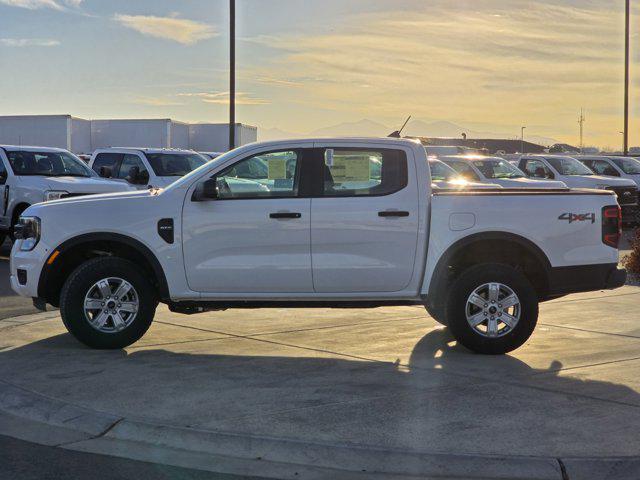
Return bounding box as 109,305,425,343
0,380,563,479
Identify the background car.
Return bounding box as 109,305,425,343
440,155,567,188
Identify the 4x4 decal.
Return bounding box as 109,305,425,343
558,212,596,224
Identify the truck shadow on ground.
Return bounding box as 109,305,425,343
2,326,640,455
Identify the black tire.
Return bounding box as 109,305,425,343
60,257,158,349
424,303,447,326
444,263,538,355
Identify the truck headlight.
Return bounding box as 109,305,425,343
44,190,68,202
15,216,41,251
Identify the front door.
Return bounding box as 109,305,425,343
183,148,313,293
310,145,419,293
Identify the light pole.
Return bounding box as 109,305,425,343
624,0,630,156
521,126,526,153
229,0,236,151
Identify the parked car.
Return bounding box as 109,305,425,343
428,158,502,190
440,155,567,189
518,155,638,225
11,138,626,355
89,148,209,189
0,145,133,244
577,156,640,188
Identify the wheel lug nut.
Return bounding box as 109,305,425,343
101,302,105,306
484,304,488,308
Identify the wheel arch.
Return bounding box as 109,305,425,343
425,231,552,315
38,232,170,307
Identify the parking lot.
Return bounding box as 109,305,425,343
1,235,639,479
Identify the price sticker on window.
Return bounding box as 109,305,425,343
268,158,287,180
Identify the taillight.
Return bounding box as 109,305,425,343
602,205,622,248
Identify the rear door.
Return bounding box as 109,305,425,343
310,144,419,293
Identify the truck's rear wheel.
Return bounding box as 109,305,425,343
60,257,158,349
445,263,538,355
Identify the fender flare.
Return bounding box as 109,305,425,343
425,231,552,309
38,232,170,301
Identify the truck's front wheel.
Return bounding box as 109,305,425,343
60,257,158,349
445,263,538,355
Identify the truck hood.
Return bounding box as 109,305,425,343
34,188,157,208
42,176,134,193
489,178,567,189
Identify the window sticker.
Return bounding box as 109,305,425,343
332,157,371,182
268,158,287,180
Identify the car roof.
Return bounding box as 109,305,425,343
92,147,197,154
0,145,69,152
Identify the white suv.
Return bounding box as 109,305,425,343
0,145,133,244
89,148,209,189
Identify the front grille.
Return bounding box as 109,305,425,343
607,186,638,206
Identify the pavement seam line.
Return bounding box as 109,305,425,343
557,458,570,480
539,322,640,341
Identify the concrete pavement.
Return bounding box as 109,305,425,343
1,286,640,479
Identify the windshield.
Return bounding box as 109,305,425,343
145,153,208,177
7,150,94,177
612,157,640,175
547,157,593,176
471,159,524,179
429,159,460,181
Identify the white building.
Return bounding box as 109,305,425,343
0,115,257,154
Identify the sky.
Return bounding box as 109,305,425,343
0,0,637,148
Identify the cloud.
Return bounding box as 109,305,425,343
133,96,184,107
251,0,629,145
0,38,60,47
113,14,217,45
0,0,81,10
178,91,270,105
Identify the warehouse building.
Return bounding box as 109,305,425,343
0,115,257,154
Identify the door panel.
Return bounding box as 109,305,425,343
311,146,419,293
183,198,312,293
182,149,313,294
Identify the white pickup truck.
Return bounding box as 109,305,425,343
10,138,626,354
88,148,208,189
0,145,133,244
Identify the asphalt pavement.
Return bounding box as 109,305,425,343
0,434,268,480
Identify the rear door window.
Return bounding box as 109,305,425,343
524,159,554,179
117,154,149,182
92,153,122,177
321,148,407,197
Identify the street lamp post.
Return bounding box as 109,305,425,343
624,0,630,156
521,126,526,154
229,0,236,151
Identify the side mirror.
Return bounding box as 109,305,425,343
192,178,218,202
99,166,112,178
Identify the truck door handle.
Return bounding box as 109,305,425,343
269,212,302,219
378,210,410,218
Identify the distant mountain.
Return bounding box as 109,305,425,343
259,118,557,146
258,127,302,141
308,119,391,137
